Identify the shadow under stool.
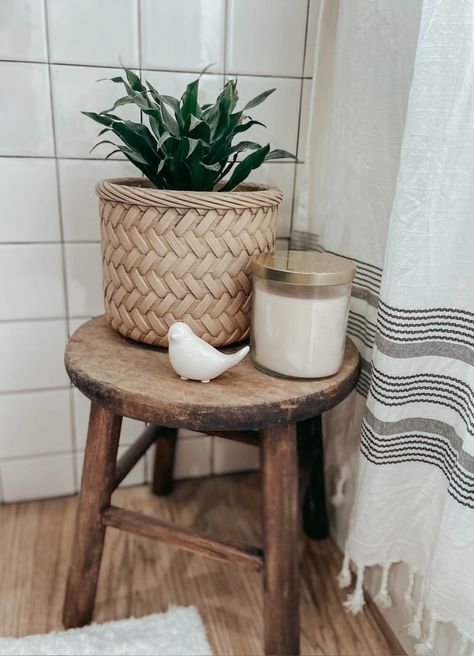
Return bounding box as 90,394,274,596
62,315,360,656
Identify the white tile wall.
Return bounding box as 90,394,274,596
0,62,54,156
0,0,316,502
0,158,61,242
213,437,260,474
227,0,307,77
0,320,68,392
59,159,136,241
0,0,48,62
231,75,300,155
249,163,296,238
0,389,72,459
143,70,224,106
173,435,213,480
141,0,225,73
64,243,103,317
75,445,145,489
0,453,75,502
50,65,140,159
0,245,65,320
72,389,145,450
304,0,321,78
298,79,313,160
47,0,139,68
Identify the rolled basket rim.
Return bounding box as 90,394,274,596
96,177,284,209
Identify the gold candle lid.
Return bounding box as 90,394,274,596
252,250,356,286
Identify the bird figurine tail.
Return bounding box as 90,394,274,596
227,346,250,368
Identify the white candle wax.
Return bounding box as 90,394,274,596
252,280,350,378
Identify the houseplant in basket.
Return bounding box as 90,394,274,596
84,68,294,347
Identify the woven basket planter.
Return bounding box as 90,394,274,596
97,177,282,347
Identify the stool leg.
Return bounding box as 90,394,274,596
63,402,122,628
152,427,177,496
301,415,329,539
261,423,299,656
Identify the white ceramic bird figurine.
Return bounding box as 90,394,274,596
168,322,250,383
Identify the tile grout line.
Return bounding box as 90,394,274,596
0,385,72,397
223,0,229,85
2,57,313,80
43,0,78,491
0,154,299,164
210,0,232,473
136,0,147,484
0,448,86,464
137,0,145,179
289,0,312,238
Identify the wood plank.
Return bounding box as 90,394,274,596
102,505,263,572
0,474,403,656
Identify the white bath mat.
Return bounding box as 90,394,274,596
0,606,212,656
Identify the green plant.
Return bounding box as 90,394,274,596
83,68,294,192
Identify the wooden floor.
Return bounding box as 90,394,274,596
0,472,402,656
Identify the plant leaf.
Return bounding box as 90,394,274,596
83,67,287,192
156,132,173,152
82,111,116,128
229,140,262,155
101,94,135,113
143,106,179,138
124,68,144,92
243,88,275,110
234,119,266,134
105,149,122,159
265,148,296,161
89,139,117,153
220,144,270,191
110,121,159,167
181,78,200,120
201,162,220,171
116,145,149,165
186,137,201,158
161,94,180,113
145,82,184,132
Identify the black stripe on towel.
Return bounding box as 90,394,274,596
361,421,474,508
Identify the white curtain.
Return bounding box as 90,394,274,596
295,0,474,653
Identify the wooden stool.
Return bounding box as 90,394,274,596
63,316,359,655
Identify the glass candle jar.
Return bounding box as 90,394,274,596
251,251,355,379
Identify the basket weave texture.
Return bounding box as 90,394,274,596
97,178,282,347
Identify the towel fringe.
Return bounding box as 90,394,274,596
338,544,352,588
458,633,469,656
344,564,365,614
407,600,424,639
331,463,349,507
404,567,416,613
415,613,439,656
374,563,392,608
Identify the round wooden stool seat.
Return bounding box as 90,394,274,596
66,315,360,432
